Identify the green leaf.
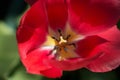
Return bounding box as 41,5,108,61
0,22,19,77
8,66,42,80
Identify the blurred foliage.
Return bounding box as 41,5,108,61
8,63,42,80
0,0,120,80
0,22,18,76
0,21,43,80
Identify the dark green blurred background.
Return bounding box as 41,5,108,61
0,0,120,80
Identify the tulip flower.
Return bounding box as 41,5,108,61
16,0,120,78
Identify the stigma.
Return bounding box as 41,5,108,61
59,36,67,44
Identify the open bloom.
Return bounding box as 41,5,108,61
17,0,120,78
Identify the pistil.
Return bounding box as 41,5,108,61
44,25,82,61
49,29,79,61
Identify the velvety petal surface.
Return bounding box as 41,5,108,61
17,0,47,59
86,26,120,72
46,0,68,31
25,48,62,78
49,52,102,71
40,66,62,78
24,49,51,73
75,35,107,58
68,0,120,35
48,35,107,71
17,1,62,78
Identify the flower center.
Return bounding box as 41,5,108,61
51,30,78,61
59,36,67,44
43,24,84,61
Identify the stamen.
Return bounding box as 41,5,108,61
63,47,68,52
51,36,59,42
68,43,76,47
47,27,80,60
58,29,62,36
55,46,61,51
66,34,71,40
48,46,57,56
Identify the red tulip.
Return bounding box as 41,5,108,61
16,0,120,78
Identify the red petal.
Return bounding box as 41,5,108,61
86,26,120,72
68,0,120,35
48,52,102,71
17,0,48,59
24,48,62,78
76,35,107,57
24,49,52,73
40,67,62,78
17,1,62,78
99,26,120,42
48,35,107,71
46,0,68,30
20,0,47,29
